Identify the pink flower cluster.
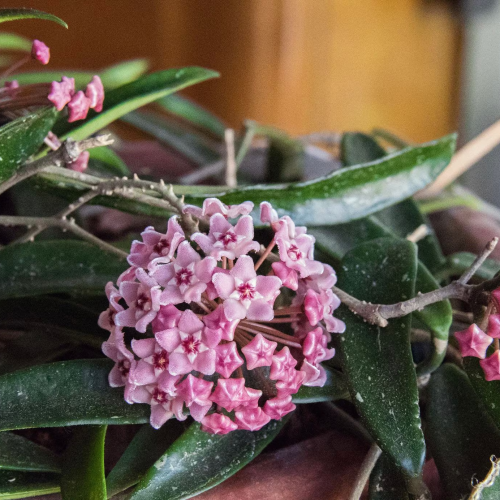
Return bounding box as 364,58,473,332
100,198,345,433
455,291,500,381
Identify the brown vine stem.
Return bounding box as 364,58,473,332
348,442,382,500
333,237,499,327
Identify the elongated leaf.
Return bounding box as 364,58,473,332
369,453,410,500
336,238,425,478
61,425,106,500
0,9,67,28
130,419,285,500
99,59,149,89
106,421,185,497
426,364,500,498
158,94,226,138
0,470,59,499
0,359,149,431
0,433,60,473
341,132,386,167
0,107,58,183
0,241,127,300
89,147,130,177
0,297,107,349
436,252,500,282
0,33,31,52
54,67,219,141
292,366,348,403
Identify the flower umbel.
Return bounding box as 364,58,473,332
100,199,344,432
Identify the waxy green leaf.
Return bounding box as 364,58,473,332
106,422,186,497
61,426,107,500
88,147,130,177
0,8,67,28
0,241,127,300
0,359,149,431
293,366,348,403
369,453,410,500
341,132,386,167
0,433,60,473
436,252,500,282
0,470,60,499
336,238,425,478
426,364,500,499
0,107,58,183
130,420,285,500
0,33,31,52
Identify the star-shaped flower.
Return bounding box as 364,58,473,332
214,341,244,377
480,351,500,381
47,76,75,111
202,305,239,341
201,413,238,435
210,378,249,412
263,395,296,419
31,40,50,64
235,407,271,431
85,75,104,112
270,346,298,381
455,324,493,359
184,198,253,220
488,314,500,339
241,333,277,370
176,374,214,421
67,90,91,122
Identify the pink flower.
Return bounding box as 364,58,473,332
85,75,104,112
270,346,298,380
263,396,296,419
201,413,238,435
129,338,170,385
47,76,75,111
184,198,253,220
31,40,50,64
115,268,162,333
67,90,91,122
303,328,335,365
276,370,306,397
235,407,271,431
152,241,216,304
480,351,500,381
301,360,328,387
454,324,493,359
488,314,500,339
68,151,89,172
98,282,123,332
102,329,136,389
303,288,345,333
210,378,249,412
260,202,280,229
212,255,282,321
214,341,244,377
241,333,277,370
177,374,214,422
152,304,182,334
191,214,259,260
272,261,299,291
304,264,338,292
155,310,216,375
202,305,239,341
128,218,185,269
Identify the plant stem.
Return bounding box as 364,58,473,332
348,442,382,500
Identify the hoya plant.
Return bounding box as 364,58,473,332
2,8,500,500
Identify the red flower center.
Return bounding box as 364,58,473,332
218,231,238,247
118,360,130,377
152,387,168,404
237,282,256,301
176,268,194,286
135,292,151,311
287,244,302,261
153,350,169,371
181,334,201,354
153,238,170,255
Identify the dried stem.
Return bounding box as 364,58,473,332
348,442,382,500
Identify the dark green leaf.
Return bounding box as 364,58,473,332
436,252,500,282
0,8,67,28
157,94,226,138
0,469,59,499
130,419,285,500
336,238,425,478
106,421,185,497
292,366,348,403
61,425,106,500
0,241,127,300
0,432,60,473
426,364,500,499
0,107,58,183
371,129,410,150
0,359,149,431
369,453,410,500
341,132,386,167
55,67,219,141
0,33,31,52
88,147,130,177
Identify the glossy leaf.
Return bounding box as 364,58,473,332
130,419,285,500
106,421,186,497
426,364,500,499
0,33,31,52
369,453,410,500
292,366,349,403
54,67,219,141
61,425,107,500
336,238,425,478
88,147,130,177
98,59,149,89
341,132,386,167
436,252,500,282
0,107,58,183
0,359,149,431
0,240,127,300
0,8,67,28
0,432,60,473
157,94,226,138
0,470,59,499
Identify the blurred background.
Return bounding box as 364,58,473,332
3,0,500,203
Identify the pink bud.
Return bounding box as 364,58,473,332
488,314,500,339
68,151,89,173
67,91,91,122
454,324,493,359
201,413,237,435
31,40,50,65
85,75,104,112
3,80,19,97
480,350,500,381
47,77,75,111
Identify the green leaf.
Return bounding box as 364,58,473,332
0,33,31,52
369,453,410,500
0,359,149,431
88,147,130,177
0,8,67,28
157,94,226,138
61,425,106,500
0,241,127,300
436,252,500,282
0,297,107,349
341,132,386,167
292,366,349,403
426,364,500,499
0,470,60,499
130,419,285,500
54,67,219,141
0,432,61,473
106,421,186,497
336,238,425,478
121,111,220,164
0,107,58,183
99,59,149,89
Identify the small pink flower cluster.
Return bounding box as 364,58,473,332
100,198,345,433
455,290,500,381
